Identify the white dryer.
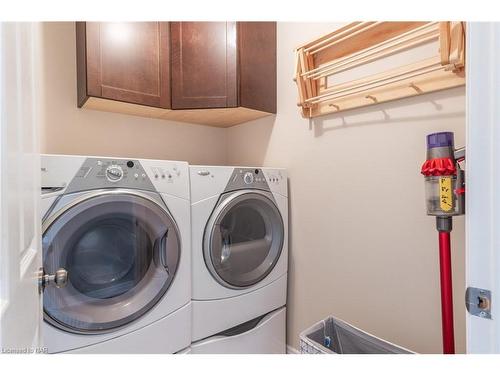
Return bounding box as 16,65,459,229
190,166,288,350
40,154,191,353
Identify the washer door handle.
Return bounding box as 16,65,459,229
157,229,170,275
220,226,231,263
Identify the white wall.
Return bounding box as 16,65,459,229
39,22,227,164
226,23,466,353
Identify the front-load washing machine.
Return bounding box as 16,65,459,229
190,166,288,352
40,154,191,353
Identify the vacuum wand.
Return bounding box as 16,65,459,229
421,132,465,354
437,217,455,354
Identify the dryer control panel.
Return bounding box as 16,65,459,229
225,168,271,192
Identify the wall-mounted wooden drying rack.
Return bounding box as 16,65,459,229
294,22,465,118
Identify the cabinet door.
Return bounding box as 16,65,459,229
238,22,277,113
170,22,237,109
83,22,170,108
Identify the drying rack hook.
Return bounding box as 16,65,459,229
409,83,423,93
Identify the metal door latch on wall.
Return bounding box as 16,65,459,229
466,287,492,319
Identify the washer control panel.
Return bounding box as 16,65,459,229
105,164,124,182
149,165,179,182
66,158,156,193
43,155,189,199
264,170,285,186
243,172,254,184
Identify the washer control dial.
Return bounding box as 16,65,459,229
243,172,254,184
106,165,123,182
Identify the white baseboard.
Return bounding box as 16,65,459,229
286,345,299,354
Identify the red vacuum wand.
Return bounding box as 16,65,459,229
421,132,465,354
438,230,455,353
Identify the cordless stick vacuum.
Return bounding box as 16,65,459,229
420,132,465,354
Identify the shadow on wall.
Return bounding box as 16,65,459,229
284,177,294,349
226,115,277,167
310,88,466,137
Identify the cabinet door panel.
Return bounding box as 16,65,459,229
238,22,277,113
171,22,237,109
85,22,170,108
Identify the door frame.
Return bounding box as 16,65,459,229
465,22,500,353
0,22,43,353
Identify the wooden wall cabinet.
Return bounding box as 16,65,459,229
76,22,276,127
170,22,238,109
77,22,170,109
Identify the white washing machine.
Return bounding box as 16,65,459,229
190,166,288,352
40,154,191,353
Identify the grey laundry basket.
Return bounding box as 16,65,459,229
299,316,414,354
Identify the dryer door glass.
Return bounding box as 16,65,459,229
42,191,180,334
206,192,284,288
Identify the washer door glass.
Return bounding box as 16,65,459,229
42,191,180,334
205,191,284,288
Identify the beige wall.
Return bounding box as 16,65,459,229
226,23,466,353
39,22,227,164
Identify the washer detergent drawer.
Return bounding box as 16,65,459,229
191,307,286,354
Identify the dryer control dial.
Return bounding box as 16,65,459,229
106,165,123,182
243,172,254,184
